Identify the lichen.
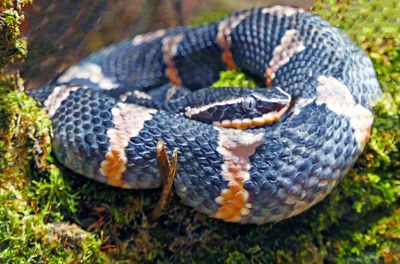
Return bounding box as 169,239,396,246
1,0,399,263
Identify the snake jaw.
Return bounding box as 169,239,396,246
185,86,292,129
212,101,291,129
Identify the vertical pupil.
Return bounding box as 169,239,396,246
245,97,254,110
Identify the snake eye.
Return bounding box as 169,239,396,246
243,96,256,111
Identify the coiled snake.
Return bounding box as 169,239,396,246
29,6,382,224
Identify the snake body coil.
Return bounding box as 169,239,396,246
29,6,382,224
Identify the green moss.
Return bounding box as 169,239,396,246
308,1,400,262
0,2,106,263
0,84,106,262
0,0,29,68
1,0,399,263
188,6,231,26
212,70,256,88
0,184,106,263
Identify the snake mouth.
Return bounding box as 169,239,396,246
184,87,292,129
212,102,291,129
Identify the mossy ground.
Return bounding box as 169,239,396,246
0,0,399,263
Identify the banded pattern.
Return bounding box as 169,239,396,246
28,6,381,224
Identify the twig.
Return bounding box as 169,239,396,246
151,140,178,219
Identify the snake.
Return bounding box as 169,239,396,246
28,6,382,224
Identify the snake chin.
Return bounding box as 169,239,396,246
212,104,290,129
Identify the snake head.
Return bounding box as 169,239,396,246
185,87,291,129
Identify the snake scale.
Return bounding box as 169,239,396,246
28,6,382,224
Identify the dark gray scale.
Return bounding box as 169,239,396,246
50,87,118,182
166,87,249,111
245,102,358,223
102,83,191,109
335,48,382,108
27,85,56,105
56,28,187,91
270,15,346,96
123,110,226,213
147,84,191,103
271,50,323,98
96,39,167,90
294,12,380,108
172,23,227,89
229,8,300,79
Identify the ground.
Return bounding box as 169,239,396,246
0,0,399,263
